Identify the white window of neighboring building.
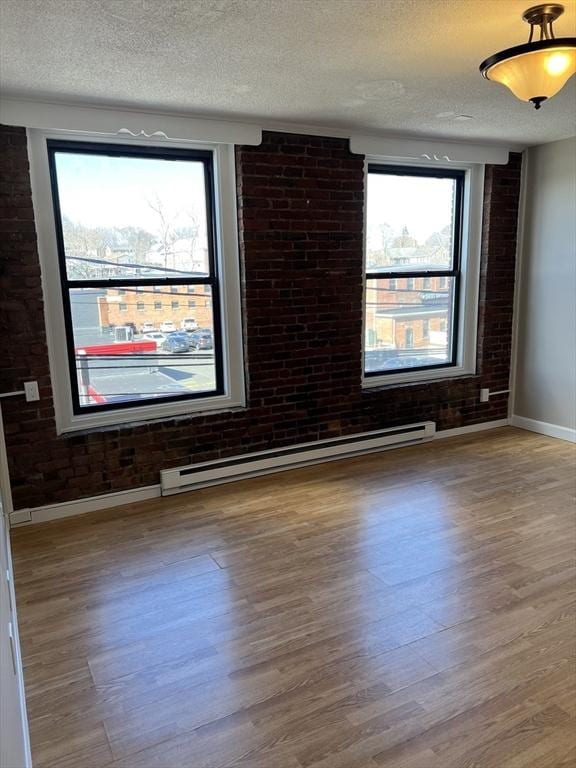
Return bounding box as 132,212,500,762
364,161,483,387
28,131,245,433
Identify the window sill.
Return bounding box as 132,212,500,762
56,393,246,435
362,365,476,390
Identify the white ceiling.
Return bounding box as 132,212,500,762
1,0,575,146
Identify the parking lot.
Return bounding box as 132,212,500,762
72,326,216,405
77,349,216,405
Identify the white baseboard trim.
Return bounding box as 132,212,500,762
434,418,510,440
510,415,576,444
9,418,512,527
9,484,161,527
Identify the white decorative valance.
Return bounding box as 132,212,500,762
0,98,262,145
350,135,510,165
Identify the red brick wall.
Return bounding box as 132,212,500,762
0,126,522,510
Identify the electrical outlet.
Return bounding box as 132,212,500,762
24,381,40,402
480,388,490,403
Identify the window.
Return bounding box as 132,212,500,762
188,300,196,308
364,162,482,385
171,300,179,310
31,132,245,431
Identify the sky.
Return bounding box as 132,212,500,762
367,173,455,245
55,151,454,250
54,152,208,237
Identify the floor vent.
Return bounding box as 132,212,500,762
160,421,436,496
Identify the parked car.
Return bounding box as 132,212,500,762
161,332,190,353
189,329,213,350
160,320,176,333
141,322,155,334
181,317,198,332
142,332,166,346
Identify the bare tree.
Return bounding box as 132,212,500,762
62,217,110,278
119,226,155,263
146,193,181,271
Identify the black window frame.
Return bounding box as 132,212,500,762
47,139,225,415
365,164,465,379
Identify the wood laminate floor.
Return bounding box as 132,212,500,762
11,427,576,768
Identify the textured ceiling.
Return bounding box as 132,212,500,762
1,0,575,146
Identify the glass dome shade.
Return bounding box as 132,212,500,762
481,40,576,106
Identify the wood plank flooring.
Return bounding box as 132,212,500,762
10,426,576,768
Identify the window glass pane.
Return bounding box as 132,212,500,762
69,285,216,407
52,150,211,279
366,171,457,272
365,277,455,373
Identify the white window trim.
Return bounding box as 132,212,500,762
362,157,484,389
27,129,245,434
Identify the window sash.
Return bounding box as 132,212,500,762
364,276,460,376
366,164,464,276
364,164,465,379
47,140,226,415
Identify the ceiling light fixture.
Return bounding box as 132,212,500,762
479,3,576,109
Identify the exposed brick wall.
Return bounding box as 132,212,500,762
0,126,522,510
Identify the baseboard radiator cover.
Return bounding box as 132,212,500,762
161,421,436,496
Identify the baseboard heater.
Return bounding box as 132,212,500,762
160,421,436,496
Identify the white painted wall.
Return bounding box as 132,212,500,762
1,515,32,768
513,136,576,442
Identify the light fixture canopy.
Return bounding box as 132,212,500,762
480,4,576,109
